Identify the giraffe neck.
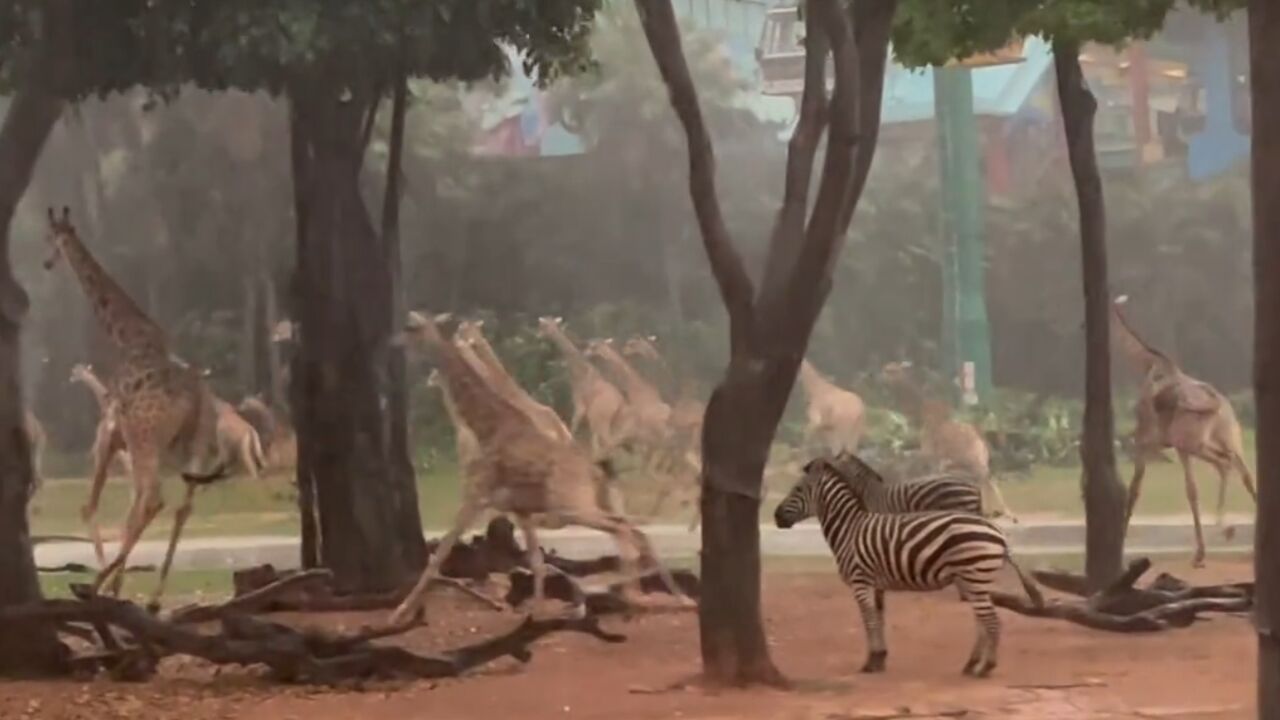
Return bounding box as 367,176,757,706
546,330,596,383
428,338,519,442
471,338,522,395
433,379,469,434
74,371,111,412
57,233,167,360
599,349,659,402
798,362,832,398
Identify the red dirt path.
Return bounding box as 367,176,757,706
1,559,1257,720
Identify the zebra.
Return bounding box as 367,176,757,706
811,451,984,516
774,462,1042,677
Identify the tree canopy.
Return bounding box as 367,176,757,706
1,1,602,100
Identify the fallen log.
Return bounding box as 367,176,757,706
0,594,625,685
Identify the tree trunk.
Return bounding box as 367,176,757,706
287,78,424,593
262,271,287,411
239,257,258,394
0,45,71,677
698,357,796,685
1250,1,1280,714
288,103,320,570
636,0,890,685
1054,41,1125,590
378,72,424,561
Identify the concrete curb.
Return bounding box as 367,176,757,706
33,515,1254,572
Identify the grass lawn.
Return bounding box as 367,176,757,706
39,568,233,602
29,433,1259,541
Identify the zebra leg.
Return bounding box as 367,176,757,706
959,582,1001,677
853,584,887,673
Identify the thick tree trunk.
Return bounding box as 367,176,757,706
287,79,424,593
0,65,70,678
1249,2,1280,714
697,359,792,685
1054,42,1125,590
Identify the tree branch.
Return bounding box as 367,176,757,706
754,2,830,322
0,595,625,685
634,0,755,345
837,0,897,237
756,0,865,338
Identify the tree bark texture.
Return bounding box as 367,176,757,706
287,78,424,593
636,0,894,685
0,1,74,677
1249,1,1280,714
1054,41,1126,591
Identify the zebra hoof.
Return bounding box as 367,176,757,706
962,657,981,676
974,660,996,678
860,651,887,673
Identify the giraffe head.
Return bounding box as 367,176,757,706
271,320,297,344
68,362,94,384
455,318,487,346
622,335,661,362
400,310,455,350
43,206,77,271
535,315,564,339
583,338,615,361
879,360,913,386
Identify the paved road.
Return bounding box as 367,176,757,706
33,513,1254,572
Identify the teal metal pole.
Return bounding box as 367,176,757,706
933,65,994,405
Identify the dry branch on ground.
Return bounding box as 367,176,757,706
995,557,1252,632
0,591,625,685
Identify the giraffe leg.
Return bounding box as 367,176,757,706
149,481,197,611
1125,450,1149,532
1235,453,1258,502
983,475,1016,524
516,515,552,618
240,433,259,480
852,582,887,673
1177,450,1207,568
1211,457,1231,529
94,449,163,597
389,496,485,626
82,422,117,568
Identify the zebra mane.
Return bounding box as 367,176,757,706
804,453,880,500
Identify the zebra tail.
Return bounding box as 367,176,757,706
1005,551,1045,609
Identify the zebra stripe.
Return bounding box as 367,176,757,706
775,463,1012,677
805,451,984,516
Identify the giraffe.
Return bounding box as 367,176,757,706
427,367,480,473
584,338,672,444
43,208,229,606
454,318,573,444
796,358,866,455
237,394,297,472
620,335,703,529
1111,296,1255,567
391,311,688,624
620,335,704,454
537,316,628,457
69,362,135,567
880,361,1016,522
212,397,267,479
585,338,700,520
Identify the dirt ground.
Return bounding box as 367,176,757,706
1,559,1257,720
